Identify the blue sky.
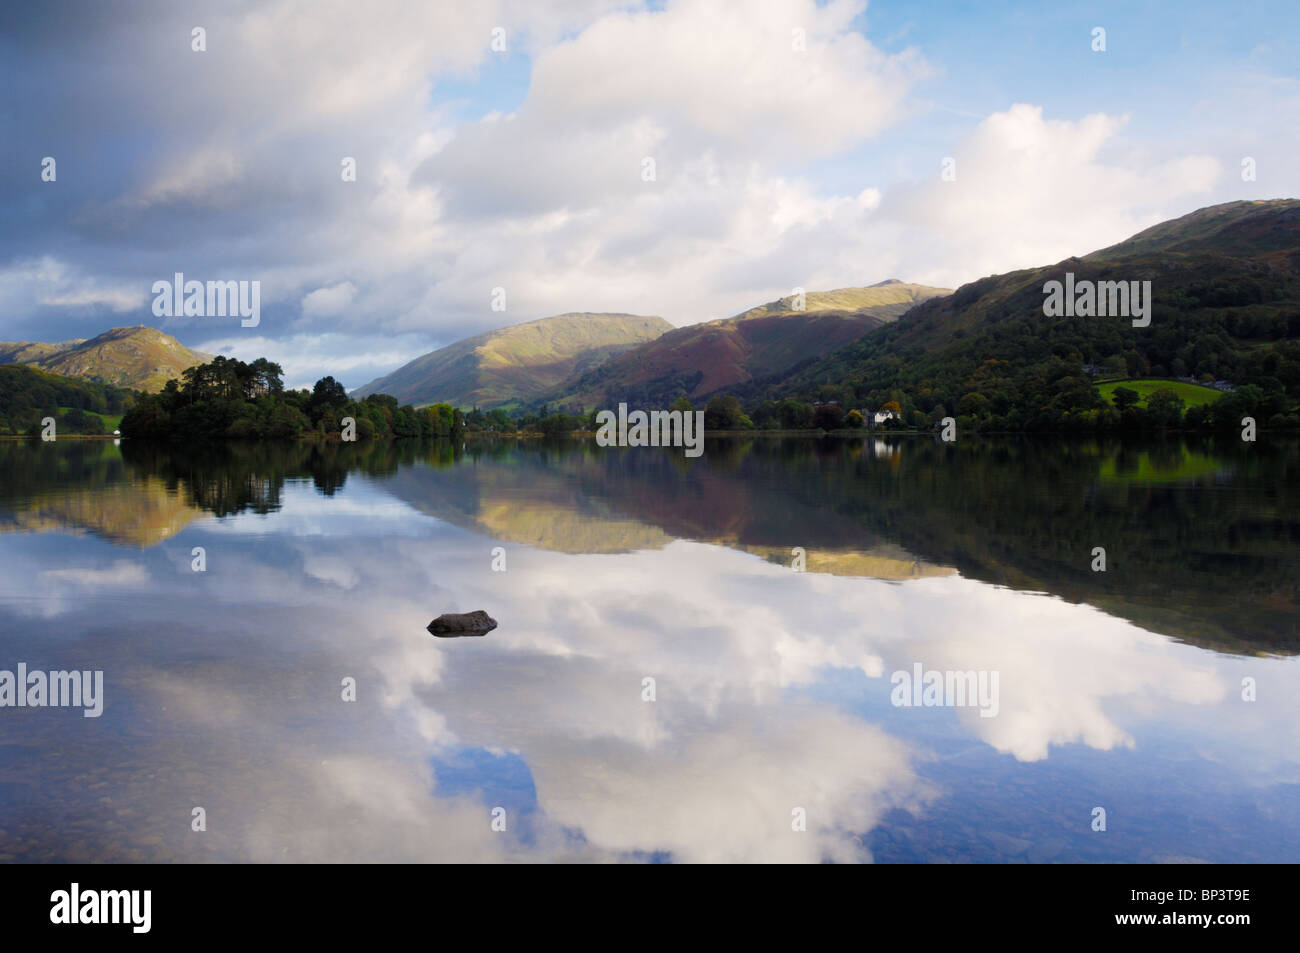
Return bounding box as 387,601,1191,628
1,0,1296,388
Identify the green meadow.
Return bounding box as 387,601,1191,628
58,407,123,433
1096,379,1224,409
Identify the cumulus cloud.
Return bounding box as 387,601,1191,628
1,0,1293,386
198,330,444,389
0,257,146,318
863,104,1222,287
300,281,357,318
418,0,927,218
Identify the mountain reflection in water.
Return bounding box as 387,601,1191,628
0,435,1296,863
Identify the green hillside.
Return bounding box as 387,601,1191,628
1087,199,1300,262
545,280,950,410
354,312,672,408
0,364,135,435
769,200,1300,432
59,407,123,432
1096,379,1223,409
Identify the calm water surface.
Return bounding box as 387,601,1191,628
0,436,1297,863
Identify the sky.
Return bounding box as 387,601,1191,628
1,0,1298,389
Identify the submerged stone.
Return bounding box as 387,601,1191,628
427,610,497,637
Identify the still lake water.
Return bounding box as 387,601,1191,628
0,435,1297,863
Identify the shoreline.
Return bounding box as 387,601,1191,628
8,426,1297,443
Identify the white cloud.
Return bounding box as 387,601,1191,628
0,257,145,316
300,281,357,318
419,0,928,218
864,104,1223,287
6,1,1296,388
197,331,443,389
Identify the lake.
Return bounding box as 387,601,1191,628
1,435,1297,863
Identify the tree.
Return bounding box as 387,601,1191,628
311,376,348,406
1103,355,1127,377
119,393,172,439
957,392,990,417
247,358,284,397
62,407,104,434
812,403,844,430
1111,386,1141,412
537,412,581,435
1213,384,1264,430
778,399,811,429
309,376,349,425
115,354,457,443
1145,388,1185,428
704,395,744,430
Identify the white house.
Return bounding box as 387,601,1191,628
872,410,899,426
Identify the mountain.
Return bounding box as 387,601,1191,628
774,200,1300,428
354,312,672,408
544,280,951,409
0,340,78,365
1086,198,1300,262
0,326,212,392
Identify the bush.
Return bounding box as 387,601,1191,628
812,404,844,430
705,395,745,430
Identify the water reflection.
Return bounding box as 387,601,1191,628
0,436,1296,862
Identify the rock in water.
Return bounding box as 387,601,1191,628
427,610,498,637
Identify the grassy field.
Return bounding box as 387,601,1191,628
1096,378,1224,409
58,407,123,433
